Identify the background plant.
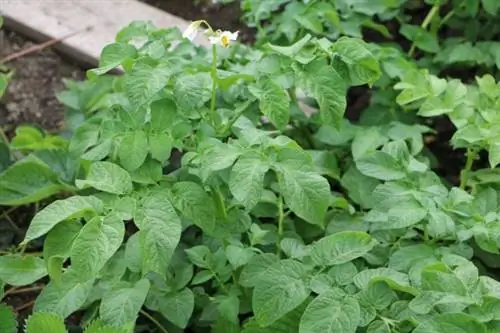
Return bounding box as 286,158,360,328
0,1,500,332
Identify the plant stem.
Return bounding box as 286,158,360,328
276,195,285,258
460,148,477,190
1,209,22,236
212,185,228,221
408,4,440,57
210,44,218,128
140,310,169,333
3,285,43,298
439,9,455,29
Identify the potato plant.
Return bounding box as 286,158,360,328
0,1,500,332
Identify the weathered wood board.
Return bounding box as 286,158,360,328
0,0,208,66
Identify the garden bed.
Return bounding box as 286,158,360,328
1,0,498,332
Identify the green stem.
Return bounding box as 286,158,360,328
210,44,218,128
408,4,440,57
212,185,228,221
140,310,169,333
460,148,477,190
276,195,285,258
438,9,455,29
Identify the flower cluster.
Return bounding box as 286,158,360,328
182,20,238,48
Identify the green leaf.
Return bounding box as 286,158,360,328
351,127,388,160
251,77,290,130
148,132,173,163
226,245,255,269
125,59,173,109
148,288,194,329
130,158,162,184
171,181,216,234
199,139,242,172
340,165,379,209
0,304,17,333
299,292,360,333
230,154,269,210
118,131,149,171
299,59,347,126
427,209,455,238
239,253,279,288
277,167,330,226
331,37,381,86
355,151,406,180
0,156,69,205
252,259,310,326
353,268,416,294
24,195,103,243
174,72,212,111
0,255,47,286
367,320,391,333
135,190,182,276
414,313,487,333
76,161,133,195
266,34,312,58
100,279,150,328
388,244,436,272
89,43,137,76
84,320,128,333
311,231,376,266
70,215,124,279
34,269,95,318
149,99,178,131
482,0,500,15
0,71,12,99
489,140,500,168
358,281,396,310
25,312,67,333
400,24,439,53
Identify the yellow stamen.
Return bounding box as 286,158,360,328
221,35,230,47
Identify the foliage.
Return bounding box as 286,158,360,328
0,1,500,332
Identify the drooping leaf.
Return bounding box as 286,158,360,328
23,196,103,243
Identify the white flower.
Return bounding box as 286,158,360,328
182,20,203,41
209,30,239,48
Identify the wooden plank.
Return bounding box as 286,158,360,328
0,0,209,66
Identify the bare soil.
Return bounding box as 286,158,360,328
0,29,85,135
